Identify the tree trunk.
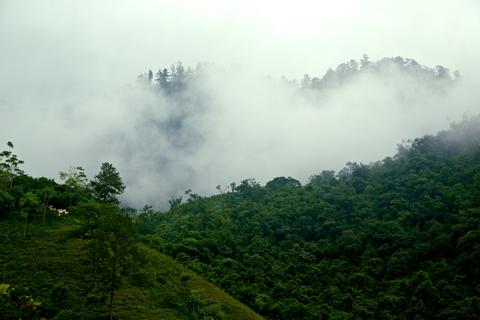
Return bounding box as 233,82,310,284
23,214,28,239
43,191,47,224
108,258,117,320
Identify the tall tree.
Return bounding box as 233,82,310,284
86,207,137,320
89,163,125,204
19,192,42,238
155,68,170,89
0,141,24,188
147,69,153,83
59,166,89,206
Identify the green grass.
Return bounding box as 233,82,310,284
0,215,263,320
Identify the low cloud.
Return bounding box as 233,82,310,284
62,59,478,208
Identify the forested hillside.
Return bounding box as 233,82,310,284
1,112,479,320
2,1,479,319
139,116,480,319
0,146,262,319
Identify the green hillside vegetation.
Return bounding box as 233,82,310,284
0,148,262,319
138,117,480,320
2,116,480,319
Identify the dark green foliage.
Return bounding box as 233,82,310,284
0,214,261,319
85,207,137,319
169,197,183,209
0,189,15,217
19,192,42,238
2,115,480,319
140,117,480,319
89,162,126,204
0,284,42,319
181,293,226,320
265,177,301,191
0,143,261,319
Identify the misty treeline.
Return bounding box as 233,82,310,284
297,55,459,91
137,116,480,320
125,55,462,209
137,55,459,95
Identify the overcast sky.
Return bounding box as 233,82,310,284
1,1,479,84
1,1,480,208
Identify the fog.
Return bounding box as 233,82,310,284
1,1,480,208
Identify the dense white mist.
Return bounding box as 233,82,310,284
1,1,479,208
106,65,478,208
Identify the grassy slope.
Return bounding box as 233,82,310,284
0,215,262,320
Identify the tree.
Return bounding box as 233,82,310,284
89,163,125,204
0,189,14,218
265,177,301,190
86,208,137,320
300,74,312,88
0,141,24,188
59,166,88,189
360,54,371,69
19,192,42,238
155,68,170,89
71,199,110,234
59,166,89,207
309,170,336,185
169,197,182,209
147,69,153,83
40,186,56,224
171,62,186,92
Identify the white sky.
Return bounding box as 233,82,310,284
1,0,479,84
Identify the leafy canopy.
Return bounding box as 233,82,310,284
89,162,125,204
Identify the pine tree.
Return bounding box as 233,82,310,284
89,163,125,204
